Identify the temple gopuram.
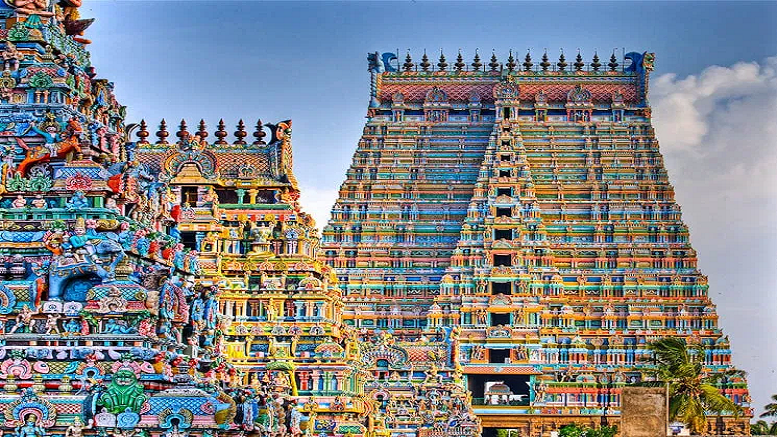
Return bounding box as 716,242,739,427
0,0,751,436
0,2,242,437
320,50,751,435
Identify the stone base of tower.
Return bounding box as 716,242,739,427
477,414,749,437
479,413,608,437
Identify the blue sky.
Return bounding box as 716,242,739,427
84,1,777,416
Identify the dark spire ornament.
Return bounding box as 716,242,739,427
591,51,602,72
156,119,169,144
176,119,189,144
253,119,267,145
506,50,517,72
215,119,228,145
471,49,483,71
420,50,431,72
523,51,533,71
557,50,567,71
608,51,619,71
197,119,209,143
540,50,551,71
454,50,465,72
234,119,247,145
574,50,585,71
137,119,149,144
437,50,448,71
403,51,414,72
488,51,500,72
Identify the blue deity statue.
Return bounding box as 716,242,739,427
66,191,89,210
15,414,45,437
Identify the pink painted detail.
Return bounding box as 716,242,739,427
65,172,94,191
0,358,32,379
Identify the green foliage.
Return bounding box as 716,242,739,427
558,424,618,437
762,394,777,418
642,337,743,434
79,310,99,328
495,429,509,437
751,420,777,435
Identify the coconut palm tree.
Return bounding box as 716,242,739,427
762,395,777,418
641,337,743,434
751,420,777,435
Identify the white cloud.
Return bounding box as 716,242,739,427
651,56,777,416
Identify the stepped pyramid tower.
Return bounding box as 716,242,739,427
0,2,245,437
133,118,375,434
322,50,751,435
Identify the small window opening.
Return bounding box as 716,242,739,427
491,313,510,327
180,231,198,250
496,207,511,217
490,348,511,363
492,282,511,295
493,254,511,267
181,187,198,205
494,229,512,240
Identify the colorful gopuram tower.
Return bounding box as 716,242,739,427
0,3,241,437
321,50,751,435
133,119,378,436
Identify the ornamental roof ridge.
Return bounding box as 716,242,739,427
369,49,654,76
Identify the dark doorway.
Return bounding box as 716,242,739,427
490,348,510,364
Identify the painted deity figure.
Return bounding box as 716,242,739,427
66,191,89,210
12,194,27,208
64,318,81,335
8,304,36,333
105,197,120,214
190,293,205,330
64,417,85,437
44,314,60,334
15,414,46,437
96,369,148,414
202,288,218,330
103,318,135,334
64,219,99,264
163,426,185,437
31,194,46,208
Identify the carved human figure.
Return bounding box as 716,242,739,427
12,195,26,208
289,406,303,437
64,417,85,437
15,414,46,437
66,191,89,210
31,195,46,209
65,219,99,264
8,304,36,333
44,314,60,334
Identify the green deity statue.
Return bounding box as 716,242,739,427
96,369,148,414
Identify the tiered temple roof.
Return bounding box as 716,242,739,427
320,50,751,435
